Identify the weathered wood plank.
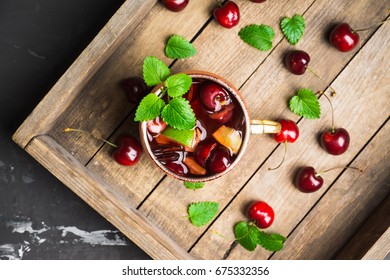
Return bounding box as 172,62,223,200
25,135,194,260
335,194,390,260
190,14,390,259
12,0,157,148
138,0,390,256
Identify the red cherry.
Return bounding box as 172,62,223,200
246,201,275,229
274,119,299,143
295,166,324,193
330,23,359,52
194,142,217,167
147,117,167,135
213,1,240,29
113,135,143,166
320,127,350,155
284,50,310,75
121,77,148,104
208,103,234,123
199,83,231,112
161,0,189,12
208,146,232,174
165,161,188,175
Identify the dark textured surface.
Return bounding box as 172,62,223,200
0,0,150,260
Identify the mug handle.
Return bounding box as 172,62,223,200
250,120,281,134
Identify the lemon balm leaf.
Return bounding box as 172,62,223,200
239,24,275,51
165,73,192,98
188,202,219,227
161,97,196,130
165,35,197,59
184,181,206,190
134,93,166,122
143,56,171,86
234,222,259,251
289,88,321,119
257,231,286,252
281,14,305,45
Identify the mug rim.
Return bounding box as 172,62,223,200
139,70,251,182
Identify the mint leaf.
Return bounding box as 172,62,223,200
289,88,320,119
234,222,260,251
280,14,305,45
165,35,197,59
134,93,166,122
165,73,192,98
184,181,205,190
239,24,275,51
161,97,196,130
143,56,171,87
257,231,286,252
188,202,219,227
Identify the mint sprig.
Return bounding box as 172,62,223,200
135,57,196,130
289,88,321,119
184,181,206,190
165,35,197,59
280,14,305,45
239,24,275,51
188,202,219,227
234,221,286,252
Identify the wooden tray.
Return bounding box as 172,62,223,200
13,0,390,260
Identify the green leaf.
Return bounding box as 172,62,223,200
289,88,321,119
184,181,205,190
234,222,260,251
280,14,305,45
188,202,219,227
161,126,195,147
161,97,196,130
143,56,171,87
257,231,286,252
165,35,197,59
238,24,275,51
134,93,166,122
165,73,192,98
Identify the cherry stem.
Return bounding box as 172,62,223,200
354,16,390,33
316,166,363,177
268,141,288,171
214,0,223,7
210,229,228,239
63,128,117,148
305,66,337,97
317,91,335,133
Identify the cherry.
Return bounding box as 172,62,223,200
269,119,299,170
199,83,231,112
329,23,359,52
113,135,143,166
147,117,167,135
213,1,240,29
318,92,350,155
208,146,232,174
321,128,350,155
161,0,189,12
194,141,217,167
121,77,148,104
165,161,188,175
295,166,324,193
284,50,310,75
208,103,234,123
246,201,274,229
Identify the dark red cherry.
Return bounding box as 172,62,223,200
165,161,188,175
161,0,189,12
194,142,217,167
284,50,311,75
213,1,240,29
209,103,234,123
113,135,143,166
274,119,299,143
121,77,148,104
246,201,275,229
320,127,350,155
330,23,359,52
199,83,231,112
295,166,324,193
208,146,232,174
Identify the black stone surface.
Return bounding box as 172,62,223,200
0,0,150,260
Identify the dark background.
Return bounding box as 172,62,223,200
0,0,150,259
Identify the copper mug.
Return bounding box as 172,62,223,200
139,71,281,182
